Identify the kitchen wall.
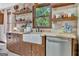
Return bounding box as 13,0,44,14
1,3,78,42
33,4,77,33
0,4,17,42
52,4,77,34
0,10,7,42
7,3,33,32
4,3,77,33
0,25,5,42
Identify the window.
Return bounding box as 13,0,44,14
33,3,52,28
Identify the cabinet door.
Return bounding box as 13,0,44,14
7,34,18,53
7,33,23,55
13,34,32,56
71,39,78,56
32,36,46,56
0,14,4,24
13,34,23,55
7,33,14,51
21,42,32,56
32,44,45,56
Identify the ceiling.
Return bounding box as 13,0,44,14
0,3,17,10
0,3,75,10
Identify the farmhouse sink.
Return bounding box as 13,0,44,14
23,33,42,44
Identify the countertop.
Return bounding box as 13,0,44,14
7,31,77,39
7,31,23,34
45,32,76,39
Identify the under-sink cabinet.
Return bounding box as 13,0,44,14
6,33,23,55
6,33,46,56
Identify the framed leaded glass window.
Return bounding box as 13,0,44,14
33,3,52,28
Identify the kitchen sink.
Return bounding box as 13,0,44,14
23,33,42,44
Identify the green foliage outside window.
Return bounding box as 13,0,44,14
36,6,50,17
35,17,50,27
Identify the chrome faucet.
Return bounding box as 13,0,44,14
36,27,40,32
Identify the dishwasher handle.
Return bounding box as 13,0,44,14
47,38,69,43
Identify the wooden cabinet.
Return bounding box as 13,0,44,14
22,36,46,56
7,33,78,56
7,33,23,55
22,42,32,56
32,36,46,56
0,13,4,24
71,38,78,56
7,33,13,51
32,44,45,56
7,33,46,56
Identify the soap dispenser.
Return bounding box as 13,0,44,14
52,24,56,32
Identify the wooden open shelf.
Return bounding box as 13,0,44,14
16,20,32,24
13,10,32,15
52,16,77,22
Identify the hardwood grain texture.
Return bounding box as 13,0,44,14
0,13,4,24
32,36,46,56
71,38,78,56
7,33,46,56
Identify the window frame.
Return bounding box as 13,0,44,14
32,3,52,28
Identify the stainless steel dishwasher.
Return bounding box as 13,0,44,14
46,36,71,56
